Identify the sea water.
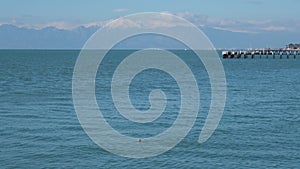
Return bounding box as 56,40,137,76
0,50,299,168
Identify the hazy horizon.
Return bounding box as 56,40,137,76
1,0,300,49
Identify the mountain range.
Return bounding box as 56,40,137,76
0,24,299,49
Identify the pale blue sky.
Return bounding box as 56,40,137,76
1,0,299,21
0,0,299,32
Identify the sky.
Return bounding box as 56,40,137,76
0,0,299,29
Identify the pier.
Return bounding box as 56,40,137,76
222,49,300,59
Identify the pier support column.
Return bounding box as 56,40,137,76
259,52,262,59
280,52,282,59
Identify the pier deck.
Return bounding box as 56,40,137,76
222,49,300,59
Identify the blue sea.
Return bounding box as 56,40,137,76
0,50,299,168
